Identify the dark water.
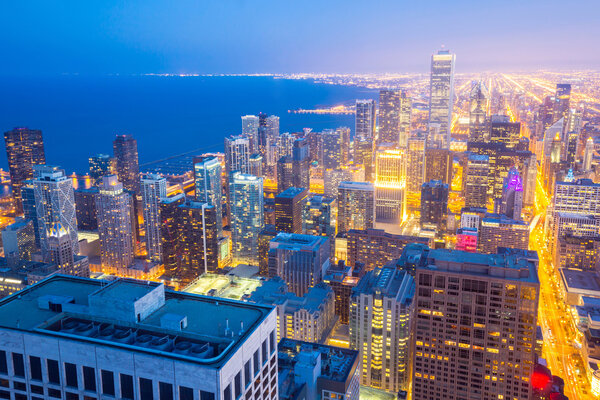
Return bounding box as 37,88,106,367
0,75,378,173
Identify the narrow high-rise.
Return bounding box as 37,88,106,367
428,49,456,149
406,137,426,208
337,181,375,233
275,187,308,234
230,172,264,265
374,149,406,223
88,154,117,186
113,134,140,194
464,154,490,209
469,80,489,143
355,99,376,141
194,156,223,235
141,174,167,263
378,89,411,146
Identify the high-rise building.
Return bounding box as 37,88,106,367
323,261,364,324
553,83,571,125
3,127,46,212
258,224,279,276
428,49,456,148
355,99,376,140
350,266,414,392
469,80,489,143
194,156,223,235
455,227,478,252
45,223,90,277
464,154,490,209
33,165,79,257
88,154,117,186
248,153,263,178
420,180,449,228
584,137,595,171
354,137,374,181
74,187,99,231
378,89,405,145
258,113,280,156
224,134,252,176
337,181,375,233
0,275,278,400
268,232,330,297
277,139,309,194
241,114,260,151
21,180,40,246
2,218,36,265
112,134,140,194
478,214,529,253
374,149,406,223
406,136,426,208
412,247,539,400
95,175,135,269
230,172,264,265
425,148,453,185
302,195,337,248
274,187,308,234
159,193,186,276
141,174,167,263
322,129,343,170
398,91,412,148
490,115,520,150
499,167,523,220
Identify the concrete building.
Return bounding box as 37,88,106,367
302,195,337,258
141,174,167,263
275,187,308,234
241,114,260,151
0,275,277,400
337,182,375,234
555,234,600,271
406,137,426,209
230,173,264,265
321,130,343,170
112,134,140,194
1,219,36,265
412,247,539,400
74,188,99,231
424,148,452,186
322,262,363,325
478,214,529,254
464,154,490,209
489,115,521,150
350,267,414,392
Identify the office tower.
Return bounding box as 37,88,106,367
350,266,414,392
425,148,452,185
398,91,412,148
354,137,374,181
412,247,539,400
584,137,595,171
302,194,337,241
553,83,571,125
322,168,350,199
278,132,295,159
45,222,90,277
74,187,99,231
478,214,529,253
406,137,426,208
346,228,430,270
355,99,376,140
0,275,278,400
555,233,600,271
455,227,478,252
278,339,359,400
194,156,223,235
374,149,406,223
230,172,264,265
258,225,279,276
336,127,351,165
88,154,117,186
275,187,308,234
500,167,523,220
490,115,520,150
258,113,280,156
469,80,489,142
248,153,263,178
112,134,140,194
460,207,487,230
141,174,167,262
378,89,401,145
427,123,444,149
428,49,456,148
241,114,260,151
159,193,186,276
277,156,294,194
465,154,490,209
2,219,36,264
268,232,330,296
323,262,364,324
307,130,323,163
564,131,579,166
420,180,449,227
224,134,252,176
33,165,79,257
3,127,46,212
21,180,40,246
337,182,375,233
95,175,135,269
322,129,343,169
277,139,309,194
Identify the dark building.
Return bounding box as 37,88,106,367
21,181,40,247
258,224,279,276
74,187,99,231
420,180,449,228
424,148,452,185
489,115,521,150
113,134,140,194
3,127,46,213
88,154,117,186
323,261,364,324
354,138,374,181
159,194,186,277
275,187,308,234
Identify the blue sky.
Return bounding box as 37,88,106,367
1,0,598,75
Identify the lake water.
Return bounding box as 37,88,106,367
0,75,378,173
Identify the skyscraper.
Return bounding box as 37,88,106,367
490,115,520,150
112,134,140,194
500,167,523,220
159,193,186,276
398,91,412,148
350,266,414,392
141,174,167,263
322,129,343,170
88,154,117,186
302,195,337,256
428,49,456,148
277,138,309,194
584,137,595,171
258,113,280,156
374,149,406,223
2,219,36,265
248,153,263,177
424,148,453,185
224,134,251,177
378,89,401,145
355,99,376,140
478,214,529,253
275,187,308,234
230,172,264,265
33,165,79,257
411,247,539,400
354,137,374,181
420,180,449,228
469,80,489,143
553,83,571,125
194,156,223,235
74,187,99,231
241,114,260,151
3,127,46,212
464,153,490,209
406,136,426,208
95,175,135,269
337,181,375,233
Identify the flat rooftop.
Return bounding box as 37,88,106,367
0,275,274,368
183,273,262,300
275,187,307,199
560,268,600,293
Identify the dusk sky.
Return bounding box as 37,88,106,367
2,0,599,75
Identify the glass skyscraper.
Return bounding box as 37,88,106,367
194,156,223,235
428,49,456,149
229,172,264,265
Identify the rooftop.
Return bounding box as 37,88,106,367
559,269,600,294
183,273,262,300
275,187,307,199
271,232,329,250
338,181,374,191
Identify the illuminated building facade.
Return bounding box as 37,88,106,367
490,115,521,150
241,114,260,151
478,214,529,254
378,90,411,147
323,261,363,324
112,134,140,194
355,99,376,140
584,137,595,171
499,167,523,220
275,187,308,234
248,152,263,178
2,219,36,265
469,81,489,143
88,153,117,186
302,195,337,258
354,137,374,181
420,180,449,229
258,224,279,276
425,148,452,185
95,175,135,269
553,83,571,125
322,129,343,170
159,193,185,276
74,187,99,231
230,172,264,265
406,136,426,208
465,154,490,209
412,247,539,400
224,134,252,176
349,266,414,392
277,139,309,194
428,49,455,148
455,227,478,252
555,234,600,271
141,174,167,262
375,149,406,223
337,181,375,233
3,127,46,213
194,156,223,235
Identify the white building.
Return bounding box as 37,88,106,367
141,174,167,263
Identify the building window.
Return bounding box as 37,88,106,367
48,388,62,398
65,392,78,400
65,363,78,388
224,384,231,400
47,359,60,384
244,360,251,388
29,356,42,381
120,374,134,399
83,366,96,392
12,353,25,377
0,351,6,375
101,370,114,396
159,382,173,400
0,390,9,399
179,386,193,400
140,377,153,400
269,330,276,354
234,372,241,399
253,350,260,376
200,391,215,400
261,340,268,365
